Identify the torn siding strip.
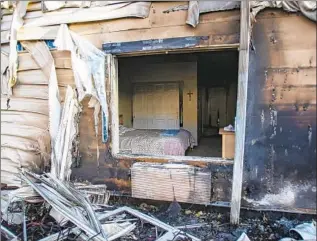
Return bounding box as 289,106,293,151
186,1,240,27
54,24,109,142
21,41,61,145
250,1,316,22
186,1,316,27
7,1,29,96
54,24,97,101
23,2,151,27
51,86,81,180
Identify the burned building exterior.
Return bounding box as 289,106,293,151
1,1,316,220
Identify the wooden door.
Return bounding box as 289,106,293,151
208,87,227,127
133,84,148,129
133,83,179,129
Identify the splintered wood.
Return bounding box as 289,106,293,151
131,163,211,204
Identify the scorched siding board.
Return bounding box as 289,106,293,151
242,10,316,212
71,10,316,211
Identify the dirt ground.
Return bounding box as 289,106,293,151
109,197,316,241
2,196,315,241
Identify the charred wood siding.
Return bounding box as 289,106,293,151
243,10,316,212
73,10,316,213
102,36,211,54
4,4,313,212
71,4,240,197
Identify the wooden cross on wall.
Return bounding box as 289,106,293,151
187,91,193,101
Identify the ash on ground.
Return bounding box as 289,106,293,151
109,197,316,241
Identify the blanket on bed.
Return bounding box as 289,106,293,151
119,126,195,156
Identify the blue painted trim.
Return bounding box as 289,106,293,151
16,40,56,51
102,110,108,143
102,36,209,54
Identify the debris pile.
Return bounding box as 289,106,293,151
1,173,316,241
1,171,201,241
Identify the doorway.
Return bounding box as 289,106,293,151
189,51,239,157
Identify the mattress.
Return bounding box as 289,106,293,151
119,126,195,156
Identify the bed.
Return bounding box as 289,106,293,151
119,126,195,156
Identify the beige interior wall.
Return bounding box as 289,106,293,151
227,81,237,126
118,71,133,127
119,61,198,144
201,83,237,128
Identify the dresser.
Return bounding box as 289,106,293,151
219,128,235,159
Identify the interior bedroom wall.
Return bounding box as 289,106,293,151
118,70,133,128
227,81,237,126
199,84,237,128
197,51,238,128
119,59,198,144
203,82,237,128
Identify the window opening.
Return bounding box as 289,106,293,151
114,50,239,160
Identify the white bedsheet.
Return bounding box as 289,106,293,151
119,126,195,156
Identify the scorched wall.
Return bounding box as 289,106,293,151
243,10,316,212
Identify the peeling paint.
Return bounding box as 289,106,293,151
245,183,311,208
246,186,295,207
269,110,277,139
284,149,288,156
308,125,312,147
245,16,316,213
267,144,276,191
270,110,277,126
261,109,265,129
264,70,268,81
270,126,277,139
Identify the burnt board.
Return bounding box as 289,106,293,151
241,13,316,213
102,36,209,54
